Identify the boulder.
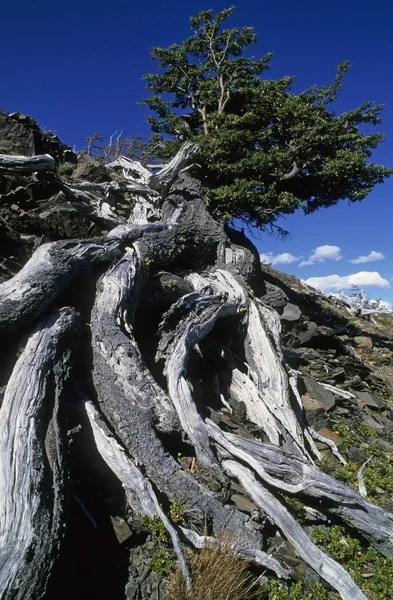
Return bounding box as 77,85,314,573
261,281,288,312
361,413,384,432
354,336,373,351
302,376,336,411
301,393,330,429
71,156,112,183
231,493,258,514
0,111,35,155
280,302,301,323
315,427,342,448
355,390,384,410
0,111,77,164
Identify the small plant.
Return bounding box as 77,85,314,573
355,422,374,438
279,495,306,522
139,514,169,543
330,416,357,448
166,532,257,600
260,579,337,600
57,162,75,177
334,455,393,507
311,525,393,599
169,499,187,523
150,550,176,576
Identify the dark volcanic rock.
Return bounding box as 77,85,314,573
302,376,336,411
261,281,288,312
280,302,301,323
0,111,35,155
0,111,77,163
71,156,112,183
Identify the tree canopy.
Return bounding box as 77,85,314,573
142,6,392,231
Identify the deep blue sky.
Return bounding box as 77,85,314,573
1,0,393,303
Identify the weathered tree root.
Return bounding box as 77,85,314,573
0,308,78,600
1,144,393,600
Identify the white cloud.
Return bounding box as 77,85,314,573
299,245,342,267
260,252,299,266
348,250,385,264
305,271,390,292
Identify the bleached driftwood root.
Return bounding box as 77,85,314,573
0,153,55,172
90,249,267,552
224,461,367,600
157,290,239,469
0,308,78,600
61,183,125,227
147,141,198,192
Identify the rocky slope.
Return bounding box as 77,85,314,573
1,110,393,600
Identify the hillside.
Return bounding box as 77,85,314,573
1,110,393,600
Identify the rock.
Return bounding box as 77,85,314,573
302,377,336,411
298,321,318,345
110,515,132,544
261,282,288,312
316,427,342,448
280,302,301,323
0,111,77,163
354,336,373,350
231,493,258,514
125,579,140,599
71,156,112,183
368,437,393,452
348,446,368,464
355,390,384,410
361,413,384,432
301,394,329,429
0,112,35,155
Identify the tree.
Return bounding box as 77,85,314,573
84,130,159,165
142,7,392,230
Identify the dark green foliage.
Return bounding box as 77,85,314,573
142,7,392,230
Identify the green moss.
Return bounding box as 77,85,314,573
279,495,306,522
355,422,374,438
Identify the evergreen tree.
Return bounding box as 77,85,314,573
142,6,392,230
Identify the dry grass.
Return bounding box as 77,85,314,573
165,533,258,600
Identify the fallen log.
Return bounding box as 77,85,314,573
0,153,56,172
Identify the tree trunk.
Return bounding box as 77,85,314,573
0,144,392,600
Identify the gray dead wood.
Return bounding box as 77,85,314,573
84,398,191,592
207,422,393,557
61,183,125,228
157,290,239,469
90,249,268,553
0,153,56,172
147,142,198,193
0,221,174,334
0,308,78,600
224,461,367,600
